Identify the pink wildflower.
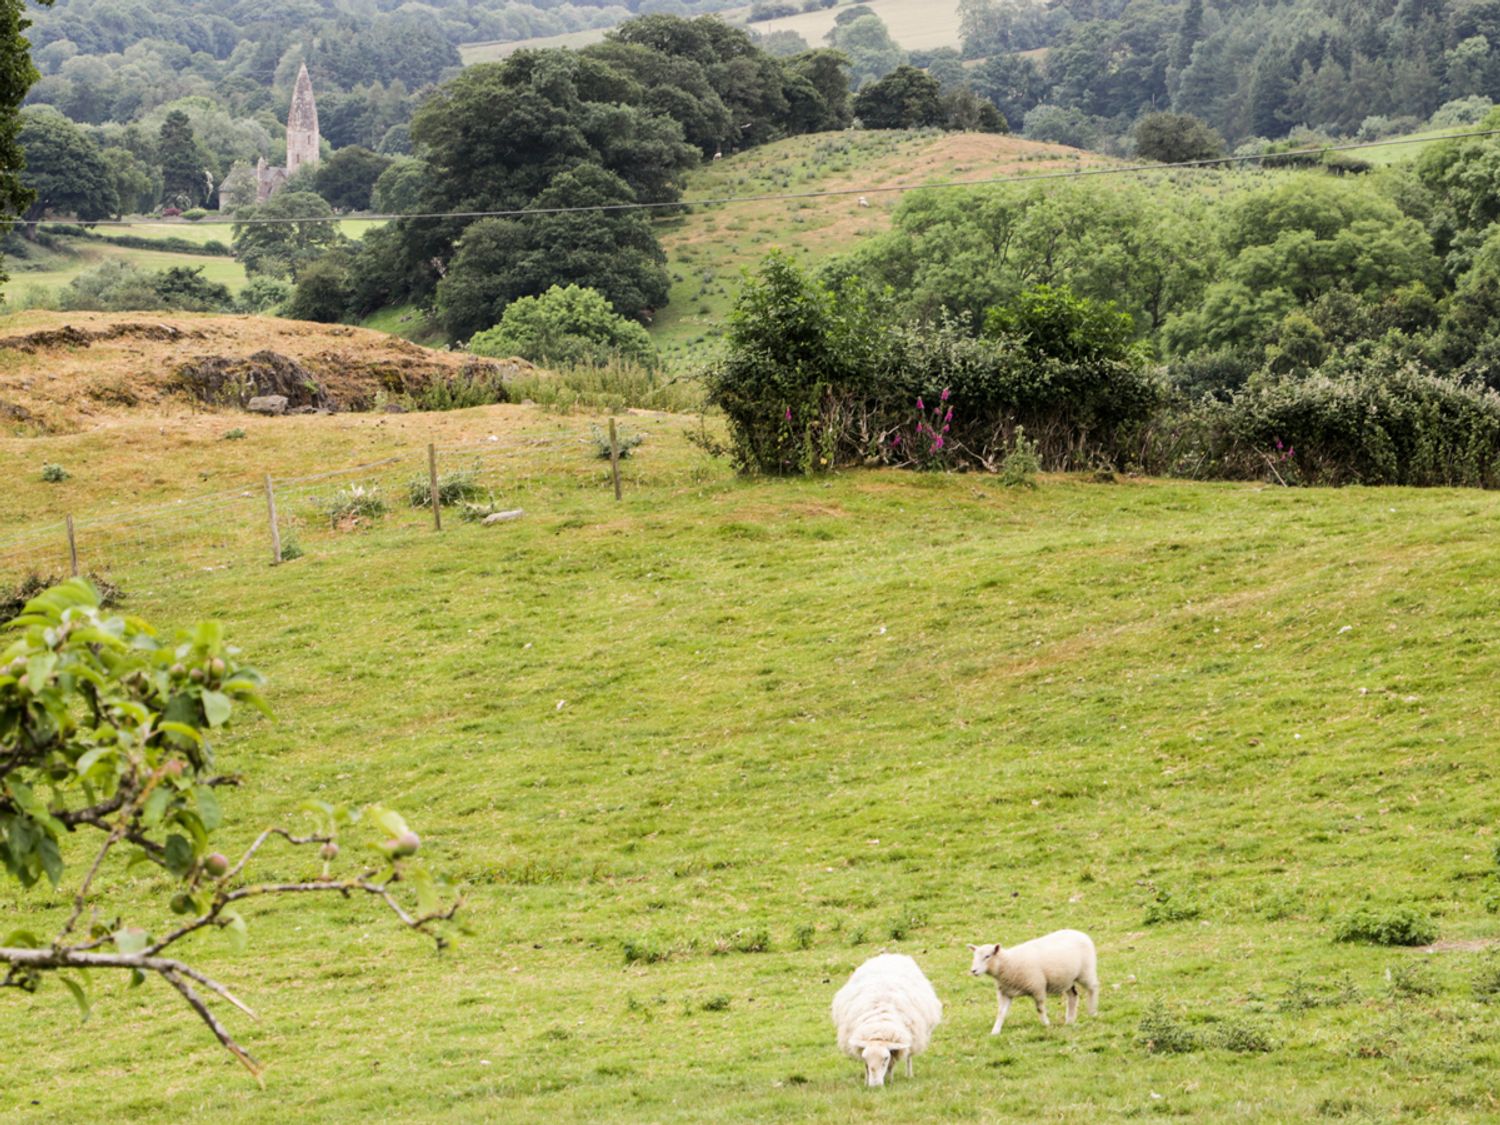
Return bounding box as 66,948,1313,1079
917,397,925,411
944,407,953,423
785,407,792,421
940,387,950,402
934,435,945,450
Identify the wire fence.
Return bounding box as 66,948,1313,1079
0,427,626,590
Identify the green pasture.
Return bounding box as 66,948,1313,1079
0,220,383,304
2,410,1499,1121
458,0,965,66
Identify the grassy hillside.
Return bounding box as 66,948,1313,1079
651,130,1103,364
460,0,964,65
2,392,1499,1121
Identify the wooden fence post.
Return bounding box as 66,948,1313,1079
428,442,443,530
264,474,282,565
66,514,78,577
608,417,622,502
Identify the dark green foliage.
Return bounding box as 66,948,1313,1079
285,257,353,323
313,146,393,212
149,266,233,312
17,109,118,224
1334,906,1439,946
1216,366,1500,487
435,167,668,345
705,252,1159,475
157,109,208,209
231,192,344,280
854,66,945,128
1134,112,1224,164
0,0,45,278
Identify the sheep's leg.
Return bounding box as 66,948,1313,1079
905,1053,913,1078
1085,978,1099,1016
1033,993,1050,1027
991,991,1012,1035
1065,987,1079,1024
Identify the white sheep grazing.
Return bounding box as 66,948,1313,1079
831,953,943,1087
967,929,1099,1035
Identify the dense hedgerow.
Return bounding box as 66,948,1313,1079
710,252,1500,487
703,253,1160,475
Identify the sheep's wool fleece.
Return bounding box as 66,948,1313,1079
832,954,943,1057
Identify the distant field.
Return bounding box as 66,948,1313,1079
0,219,382,303
460,0,964,65
738,0,963,53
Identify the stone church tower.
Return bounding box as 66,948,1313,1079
254,63,321,203
286,63,320,178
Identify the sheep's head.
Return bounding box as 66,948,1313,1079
855,1041,896,1087
968,943,1002,976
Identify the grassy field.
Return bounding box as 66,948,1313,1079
2,402,1499,1122
459,0,964,65
0,220,382,304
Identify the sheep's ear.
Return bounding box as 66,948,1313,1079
967,944,978,951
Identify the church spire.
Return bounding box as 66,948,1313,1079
286,62,320,177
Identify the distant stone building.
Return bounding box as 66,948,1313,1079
254,63,321,204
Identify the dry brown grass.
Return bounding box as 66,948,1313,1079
0,311,502,435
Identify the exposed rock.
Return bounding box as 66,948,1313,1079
173,351,331,411
248,395,288,415
481,509,525,525
0,322,203,354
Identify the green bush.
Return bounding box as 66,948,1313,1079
469,284,658,370
1474,957,1500,1001
1143,887,1202,925
1386,962,1439,998
405,466,484,508
40,463,68,482
703,253,1160,476
1214,366,1500,488
589,424,645,460
1334,906,1438,947
407,365,511,412
1137,1000,1199,1054
315,483,387,527
999,425,1041,487
236,277,292,314
1214,1019,1277,1053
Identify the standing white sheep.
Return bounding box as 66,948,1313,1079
831,953,943,1086
967,929,1099,1035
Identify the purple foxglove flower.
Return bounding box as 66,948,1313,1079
941,387,950,402
935,435,945,450
917,397,925,411
785,407,792,421
944,408,953,422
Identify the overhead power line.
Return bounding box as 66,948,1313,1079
16,127,1500,230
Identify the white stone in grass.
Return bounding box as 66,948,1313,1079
482,509,525,525
247,394,288,415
